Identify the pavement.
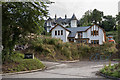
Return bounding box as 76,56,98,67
2,61,118,79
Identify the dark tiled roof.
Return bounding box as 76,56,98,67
55,17,71,24
67,26,90,37
71,14,77,20
44,14,78,28
47,17,52,21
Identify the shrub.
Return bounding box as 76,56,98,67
61,47,72,60
2,52,45,73
100,63,120,78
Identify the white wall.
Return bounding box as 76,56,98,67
47,21,52,26
52,25,69,42
70,20,77,27
86,25,105,45
82,32,87,38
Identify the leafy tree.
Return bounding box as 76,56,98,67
91,9,103,24
116,12,120,60
101,15,116,31
79,10,93,26
79,9,103,26
116,13,120,44
2,2,49,60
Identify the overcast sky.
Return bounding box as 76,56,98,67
48,0,120,19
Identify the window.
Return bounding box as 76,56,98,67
91,40,99,44
58,30,60,35
96,31,98,35
95,31,98,35
69,39,74,42
55,31,57,35
91,40,94,44
96,40,99,44
94,40,96,44
91,31,99,36
91,31,93,35
78,32,82,38
61,30,63,35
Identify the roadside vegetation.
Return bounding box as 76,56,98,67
2,52,45,73
22,36,118,61
2,2,49,73
100,63,120,78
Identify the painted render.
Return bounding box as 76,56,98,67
51,24,106,45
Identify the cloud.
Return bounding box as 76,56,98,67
49,0,119,19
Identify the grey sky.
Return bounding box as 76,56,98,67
48,0,120,19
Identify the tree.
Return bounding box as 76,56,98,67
2,2,49,59
91,9,103,24
101,15,116,31
116,13,120,44
79,10,93,26
79,9,103,26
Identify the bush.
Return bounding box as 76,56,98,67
61,47,72,60
2,52,45,73
100,63,120,78
25,36,118,61
9,52,24,62
77,44,91,58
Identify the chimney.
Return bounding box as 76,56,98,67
65,14,67,19
55,14,57,20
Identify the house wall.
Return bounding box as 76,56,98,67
47,21,52,26
52,25,69,42
70,20,77,27
86,25,105,45
82,32,87,38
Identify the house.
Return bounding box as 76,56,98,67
50,23,106,45
46,14,106,45
44,14,79,32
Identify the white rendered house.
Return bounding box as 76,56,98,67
50,24,106,45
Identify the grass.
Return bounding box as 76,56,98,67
100,63,120,78
112,59,120,61
2,52,45,73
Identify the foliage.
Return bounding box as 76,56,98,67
2,52,45,73
116,13,120,44
79,9,118,33
27,36,117,61
79,9,103,26
2,2,49,61
100,63,120,78
101,15,116,31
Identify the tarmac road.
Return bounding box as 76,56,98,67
2,61,118,79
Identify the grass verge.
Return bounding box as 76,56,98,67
2,52,45,73
100,63,120,78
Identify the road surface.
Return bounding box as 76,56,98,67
2,61,118,79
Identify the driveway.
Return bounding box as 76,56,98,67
2,61,118,79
